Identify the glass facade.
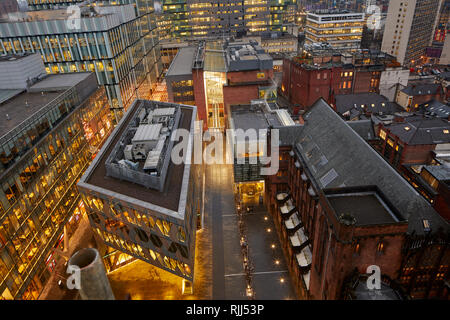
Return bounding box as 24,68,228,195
77,101,202,280
78,149,202,280
0,86,113,300
158,0,297,40
0,1,163,123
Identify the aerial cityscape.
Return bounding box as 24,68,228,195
0,0,449,304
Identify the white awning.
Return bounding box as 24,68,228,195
285,212,301,229
307,186,317,197
296,245,312,267
290,227,308,247
280,199,295,214
276,192,288,201
303,271,311,290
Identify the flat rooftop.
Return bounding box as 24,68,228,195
327,192,398,226
423,165,450,181
29,73,93,91
85,100,194,213
0,73,93,138
0,53,34,62
230,98,300,130
225,41,272,72
166,46,196,77
0,90,62,138
230,104,281,131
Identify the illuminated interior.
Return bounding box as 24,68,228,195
203,71,226,130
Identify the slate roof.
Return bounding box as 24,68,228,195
293,99,449,235
346,120,376,141
401,83,441,96
423,165,450,182
385,116,450,145
335,93,403,119
420,99,450,118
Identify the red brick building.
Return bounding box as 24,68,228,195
166,40,274,130
264,99,450,299
374,115,450,169
280,51,399,112
396,83,444,111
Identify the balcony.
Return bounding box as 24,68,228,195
295,244,312,275
276,192,291,204
279,198,296,220
289,226,309,253
284,211,302,235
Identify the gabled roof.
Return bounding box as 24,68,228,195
335,93,403,118
294,99,449,235
401,83,441,96
346,120,376,141
420,99,450,118
385,117,450,145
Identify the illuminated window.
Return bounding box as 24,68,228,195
385,137,394,147
444,130,449,134
257,72,265,79
379,129,386,140
376,242,385,254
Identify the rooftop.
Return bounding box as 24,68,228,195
28,73,94,91
401,83,441,96
294,99,449,235
420,99,450,118
225,40,273,72
0,52,35,62
326,190,399,226
165,46,197,78
384,116,450,145
423,164,450,182
346,120,376,141
81,100,196,216
335,93,403,119
229,100,299,132
0,72,93,138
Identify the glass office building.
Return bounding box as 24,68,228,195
0,1,163,122
77,99,202,279
0,71,113,300
158,0,298,40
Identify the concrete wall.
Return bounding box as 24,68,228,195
440,35,450,65
0,53,45,89
380,68,410,101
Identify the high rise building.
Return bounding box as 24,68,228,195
304,10,365,51
0,53,113,300
381,0,442,66
157,0,298,40
77,99,202,280
165,40,274,130
0,1,163,122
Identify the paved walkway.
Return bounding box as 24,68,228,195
207,140,296,299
